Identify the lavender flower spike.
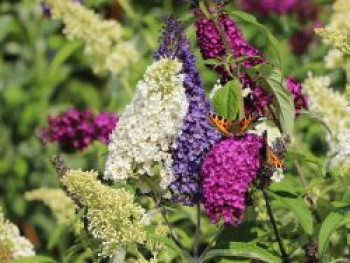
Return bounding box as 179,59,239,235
155,16,222,205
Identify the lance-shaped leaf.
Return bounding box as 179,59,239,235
228,10,283,71
318,212,345,262
247,64,295,135
211,79,244,120
201,242,281,263
270,191,314,235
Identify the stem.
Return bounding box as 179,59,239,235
294,160,308,187
194,203,201,259
262,189,290,262
157,199,195,262
199,224,225,261
294,160,322,223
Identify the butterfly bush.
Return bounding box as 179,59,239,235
61,169,148,257
194,12,274,116
304,74,350,177
44,0,138,74
195,11,307,116
104,58,188,190
303,75,350,142
25,188,76,225
0,208,35,260
155,16,222,205
201,134,264,225
315,0,350,54
39,108,118,152
94,112,119,144
286,77,308,115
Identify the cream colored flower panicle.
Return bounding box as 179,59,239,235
330,128,350,177
61,169,147,257
315,0,350,54
0,208,35,260
303,74,350,141
315,29,350,55
25,188,76,225
45,0,138,74
325,48,344,69
104,58,188,190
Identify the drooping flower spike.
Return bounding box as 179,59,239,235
201,134,264,225
104,57,188,190
194,11,273,116
286,77,308,115
39,108,118,152
0,208,35,260
156,16,222,205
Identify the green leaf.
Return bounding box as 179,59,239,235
202,243,281,263
199,2,211,19
270,192,314,235
145,226,186,261
248,64,295,135
229,10,282,71
211,79,244,120
318,212,345,262
299,111,333,141
285,150,323,167
47,224,67,250
48,41,82,84
13,256,57,263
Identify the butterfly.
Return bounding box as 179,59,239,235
261,131,285,169
267,147,284,169
209,113,257,137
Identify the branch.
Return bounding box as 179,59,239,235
262,189,290,262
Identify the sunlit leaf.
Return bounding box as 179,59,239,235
211,79,244,120
247,64,295,135
202,243,281,263
270,191,314,235
318,212,345,261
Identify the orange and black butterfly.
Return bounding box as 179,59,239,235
209,113,258,137
266,147,284,169
261,131,285,169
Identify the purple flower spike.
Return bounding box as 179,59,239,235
94,112,119,144
40,108,118,152
156,16,222,205
195,13,272,116
286,77,308,115
40,108,96,152
201,134,264,225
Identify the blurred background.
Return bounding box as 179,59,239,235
0,0,346,261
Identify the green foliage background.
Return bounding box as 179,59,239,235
0,0,349,262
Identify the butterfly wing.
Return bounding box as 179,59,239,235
209,114,233,136
234,115,258,136
267,147,284,169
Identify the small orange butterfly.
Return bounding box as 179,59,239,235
262,131,285,169
209,113,257,136
267,147,284,169
209,114,233,136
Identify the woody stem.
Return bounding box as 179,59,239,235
262,189,290,262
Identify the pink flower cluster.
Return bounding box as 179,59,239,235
286,77,308,115
195,14,271,116
201,134,264,225
40,108,118,152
